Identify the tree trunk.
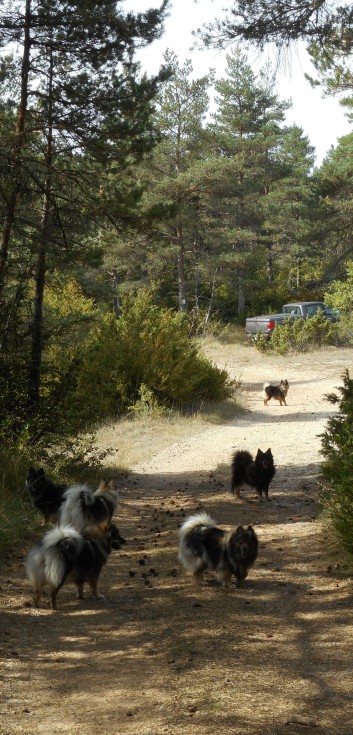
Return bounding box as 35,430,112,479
205,275,216,325
176,224,187,312
296,256,302,289
267,246,274,282
27,41,54,409
0,0,31,299
28,237,47,408
238,268,246,315
109,268,121,316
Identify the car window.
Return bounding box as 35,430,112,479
307,304,323,316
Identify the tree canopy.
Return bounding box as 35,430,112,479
198,1,353,51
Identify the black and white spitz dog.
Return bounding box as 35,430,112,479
25,521,113,609
231,448,276,501
263,379,289,406
58,479,119,532
26,469,126,548
178,512,258,589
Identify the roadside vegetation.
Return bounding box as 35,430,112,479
320,370,353,553
250,312,340,355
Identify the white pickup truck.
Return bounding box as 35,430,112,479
245,301,339,341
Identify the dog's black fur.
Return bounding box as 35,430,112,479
178,512,258,588
25,467,66,524
231,448,275,501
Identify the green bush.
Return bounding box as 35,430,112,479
320,370,353,552
49,290,235,429
252,312,339,355
113,290,234,408
323,261,353,346
0,289,235,450
0,442,40,555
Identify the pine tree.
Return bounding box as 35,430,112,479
0,0,168,411
199,1,349,50
320,369,353,552
136,50,214,312
260,124,316,290
313,133,353,282
207,49,291,312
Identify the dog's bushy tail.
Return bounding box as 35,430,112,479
232,450,254,470
59,484,109,531
178,512,217,572
231,450,254,493
25,525,83,588
178,512,217,541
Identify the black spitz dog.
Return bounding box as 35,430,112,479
26,469,126,548
178,512,258,589
25,467,66,524
25,521,113,609
231,448,275,501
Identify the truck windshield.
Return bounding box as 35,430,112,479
306,304,324,316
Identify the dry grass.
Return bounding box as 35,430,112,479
94,400,242,471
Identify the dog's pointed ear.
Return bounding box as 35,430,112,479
38,468,45,477
234,524,244,534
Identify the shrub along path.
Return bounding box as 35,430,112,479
1,345,353,735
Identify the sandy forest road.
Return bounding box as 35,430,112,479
2,345,353,735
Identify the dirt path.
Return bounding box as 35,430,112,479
1,345,353,735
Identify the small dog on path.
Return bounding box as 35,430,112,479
263,379,289,406
231,448,276,501
178,512,258,589
25,521,113,609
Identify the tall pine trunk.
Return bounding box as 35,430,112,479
205,275,216,324
296,256,302,289
267,246,274,282
238,267,246,315
0,0,31,299
176,223,187,312
27,42,54,409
